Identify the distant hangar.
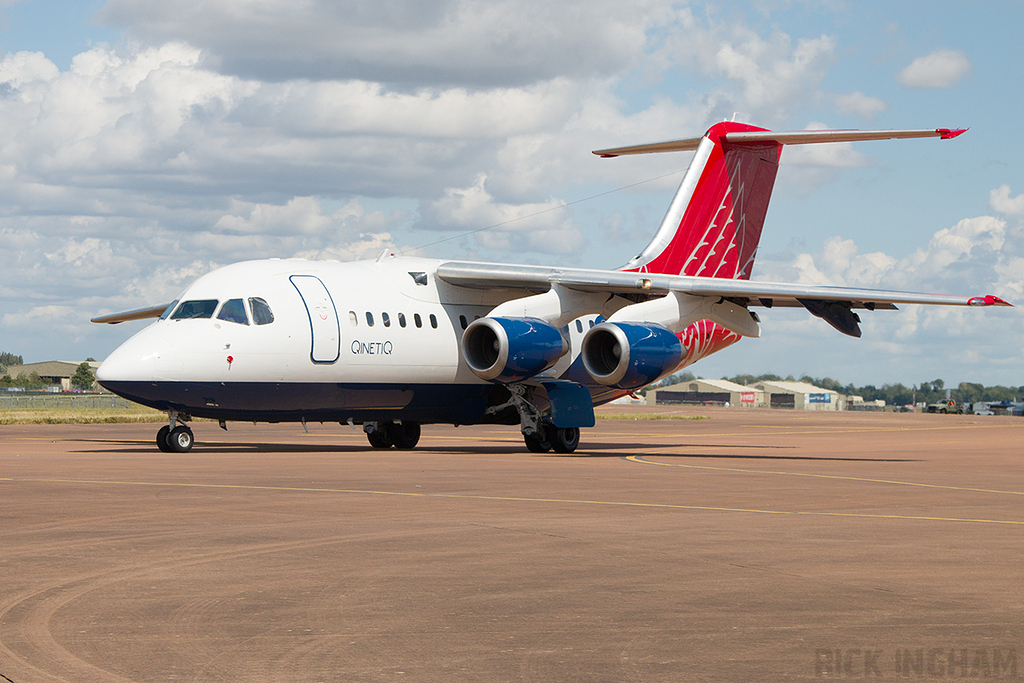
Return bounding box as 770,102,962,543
650,379,843,410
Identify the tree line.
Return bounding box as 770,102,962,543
0,352,23,370
726,374,1023,406
654,371,1022,406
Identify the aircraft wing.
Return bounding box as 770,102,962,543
91,302,174,324
434,261,1011,310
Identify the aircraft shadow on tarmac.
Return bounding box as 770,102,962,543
73,439,918,462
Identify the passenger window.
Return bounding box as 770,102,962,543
249,297,275,325
366,312,374,327
589,319,595,329
398,312,406,328
414,313,422,328
382,312,391,327
171,300,219,320
429,314,438,329
217,299,249,325
349,311,358,327
459,315,468,329
160,300,179,320
575,320,583,333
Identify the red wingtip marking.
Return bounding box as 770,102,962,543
938,128,968,140
969,295,1012,307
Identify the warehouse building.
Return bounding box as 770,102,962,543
2,360,100,391
750,380,842,410
649,378,765,407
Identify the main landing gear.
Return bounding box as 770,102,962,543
523,423,580,454
364,421,421,450
486,383,581,454
156,411,194,453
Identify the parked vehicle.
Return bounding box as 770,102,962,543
927,398,963,414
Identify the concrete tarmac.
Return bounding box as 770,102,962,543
1,407,1023,682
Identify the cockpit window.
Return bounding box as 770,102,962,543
249,297,275,325
217,299,249,325
171,300,219,320
160,300,179,320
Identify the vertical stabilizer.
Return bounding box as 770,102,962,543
618,122,782,279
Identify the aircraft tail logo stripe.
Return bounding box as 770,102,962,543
622,121,781,280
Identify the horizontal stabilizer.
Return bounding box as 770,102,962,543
593,127,966,157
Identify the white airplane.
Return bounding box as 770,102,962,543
92,121,1010,454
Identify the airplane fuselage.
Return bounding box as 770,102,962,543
97,256,627,426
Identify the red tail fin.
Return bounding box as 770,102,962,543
619,122,782,279
598,122,963,279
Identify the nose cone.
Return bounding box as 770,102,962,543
96,323,171,384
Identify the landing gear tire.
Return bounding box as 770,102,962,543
389,422,421,450
366,427,393,449
547,425,580,454
167,426,194,453
156,425,173,453
524,432,551,453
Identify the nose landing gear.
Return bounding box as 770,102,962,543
156,411,194,453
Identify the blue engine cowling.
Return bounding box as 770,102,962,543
581,322,683,390
462,317,568,383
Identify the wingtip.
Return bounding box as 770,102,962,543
938,128,968,140
968,295,1012,307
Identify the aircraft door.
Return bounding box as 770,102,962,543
289,275,341,363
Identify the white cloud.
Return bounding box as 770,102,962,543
761,215,1009,291
745,212,1023,385
3,3,990,370
897,49,972,89
420,174,585,254
98,0,669,86
655,12,837,122
989,185,1024,215
832,91,887,120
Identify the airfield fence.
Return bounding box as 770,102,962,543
0,394,139,410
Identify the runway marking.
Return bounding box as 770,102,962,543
624,455,1024,497
2,476,1022,526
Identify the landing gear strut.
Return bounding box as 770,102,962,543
156,411,194,453
364,421,421,450
487,384,580,454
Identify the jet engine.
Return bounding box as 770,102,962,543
462,317,568,383
581,321,682,390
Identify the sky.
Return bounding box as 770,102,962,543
0,0,1021,388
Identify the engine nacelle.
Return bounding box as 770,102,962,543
462,317,568,383
581,321,682,390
